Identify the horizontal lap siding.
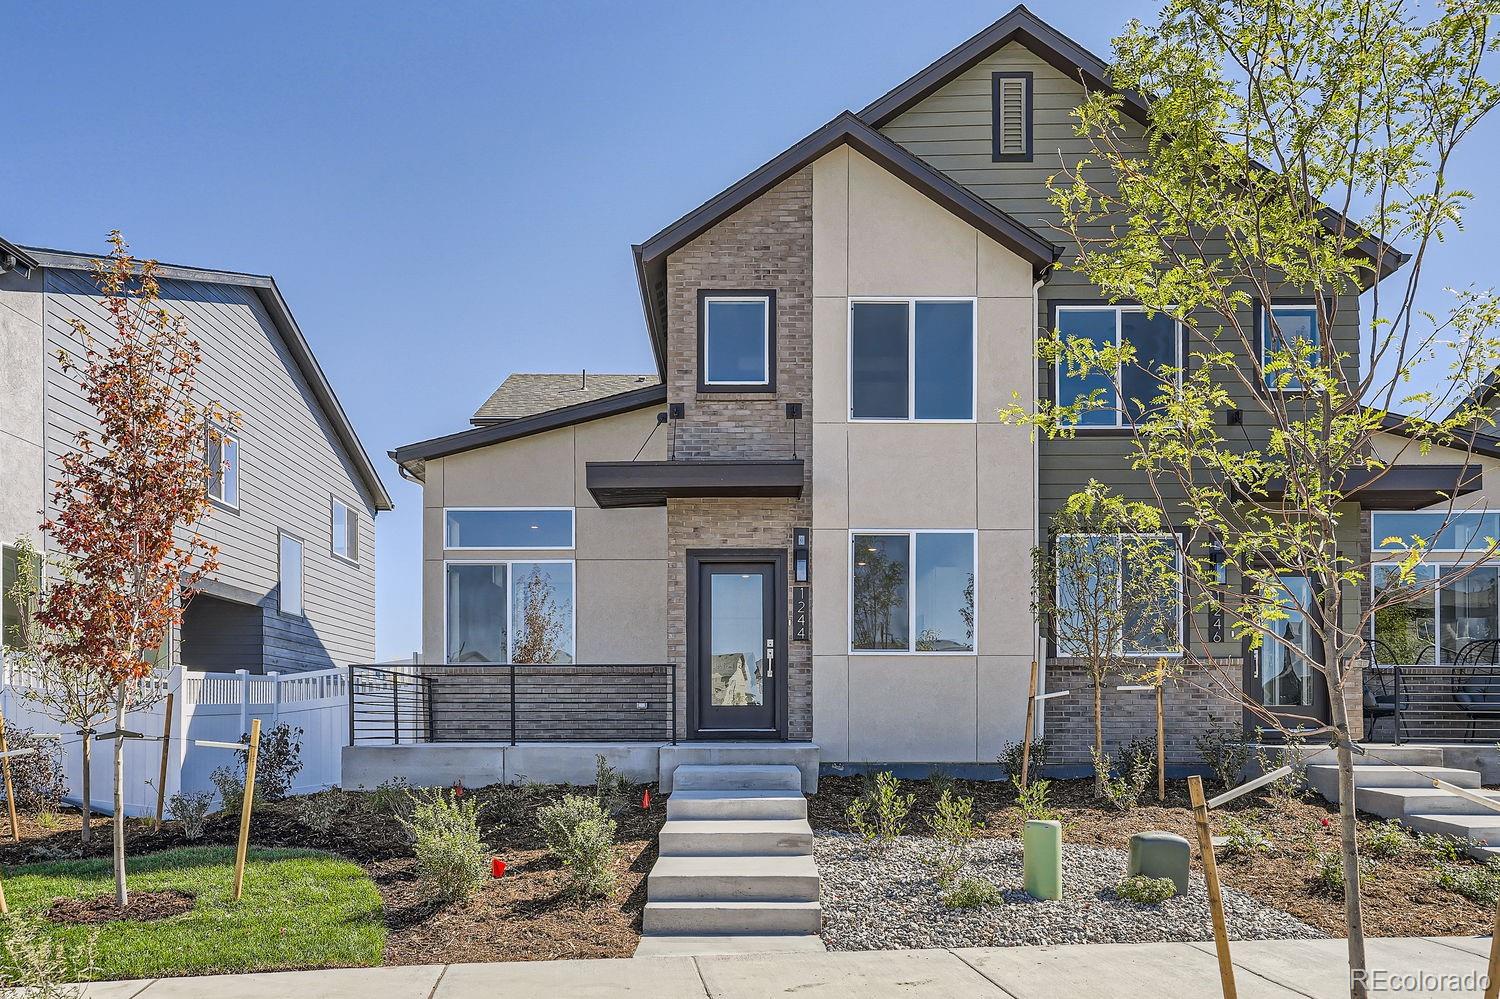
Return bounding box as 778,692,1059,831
43,268,377,672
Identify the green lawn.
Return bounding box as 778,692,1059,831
2,846,386,980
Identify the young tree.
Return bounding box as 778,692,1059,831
1003,1,1499,992
4,537,114,849
38,233,225,907
1033,482,1177,798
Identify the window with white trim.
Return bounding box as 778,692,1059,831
278,533,303,616
1054,306,1179,428
850,299,975,421
206,424,238,508
1260,303,1320,390
332,498,359,563
445,560,575,664
444,508,574,550
701,294,772,388
1054,533,1182,656
850,531,975,653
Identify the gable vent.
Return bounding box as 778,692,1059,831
992,72,1032,162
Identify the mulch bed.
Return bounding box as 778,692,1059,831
810,774,1495,939
48,888,195,924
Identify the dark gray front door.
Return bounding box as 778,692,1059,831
693,560,779,737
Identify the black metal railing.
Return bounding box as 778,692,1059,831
1376,662,1500,744
347,663,677,746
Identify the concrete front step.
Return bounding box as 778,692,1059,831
1306,764,1480,800
1300,745,1447,768
632,933,825,957
659,743,819,793
647,854,820,902
1403,812,1500,845
666,788,807,821
1358,786,1500,819
642,899,822,935
671,764,803,792
658,818,814,857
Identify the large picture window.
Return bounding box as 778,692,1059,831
700,292,773,390
445,560,575,664
444,508,574,550
1260,302,1321,391
1054,533,1182,657
850,299,975,421
850,531,975,653
1054,306,1179,428
1374,562,1500,665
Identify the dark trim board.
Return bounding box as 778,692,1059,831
586,459,804,508
685,548,789,741
697,289,778,394
991,71,1034,163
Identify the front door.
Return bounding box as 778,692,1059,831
689,554,782,738
1244,575,1331,738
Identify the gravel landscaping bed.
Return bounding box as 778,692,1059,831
816,832,1324,951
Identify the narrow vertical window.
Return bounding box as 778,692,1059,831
206,424,239,508
447,563,507,663
1,545,37,652
992,72,1032,162
278,533,303,616
1261,303,1321,390
332,498,359,563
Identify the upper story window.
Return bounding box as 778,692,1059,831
206,424,239,508
851,530,975,653
1055,306,1179,429
1,545,37,653
444,508,574,550
278,532,304,616
850,299,975,421
1260,302,1321,391
699,291,775,392
332,498,359,564
992,72,1032,162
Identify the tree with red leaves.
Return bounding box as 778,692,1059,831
38,232,228,907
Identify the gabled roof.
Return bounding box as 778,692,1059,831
632,110,1062,374
1441,372,1500,427
472,372,658,425
391,381,668,475
1371,406,1500,461
14,242,393,511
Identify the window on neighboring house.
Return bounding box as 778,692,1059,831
1054,533,1183,657
1260,303,1321,390
850,299,975,421
1054,306,1179,428
1,545,37,653
444,508,574,550
332,498,359,563
991,72,1032,162
445,560,575,663
1260,576,1313,706
278,532,303,616
699,292,774,391
206,424,239,508
850,531,975,653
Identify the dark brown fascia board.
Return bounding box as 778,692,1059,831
1262,463,1482,509
1373,407,1500,460
390,382,668,468
19,244,394,511
586,459,805,508
633,111,1061,374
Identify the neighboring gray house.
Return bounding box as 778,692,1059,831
368,6,1462,784
0,236,392,674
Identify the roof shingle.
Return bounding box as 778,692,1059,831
472,372,659,424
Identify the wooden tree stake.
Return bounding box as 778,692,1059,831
1188,775,1237,999
232,718,261,902
0,864,7,915
1155,684,1166,802
1020,659,1039,786
155,693,174,830
0,714,20,843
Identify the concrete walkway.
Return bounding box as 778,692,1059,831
77,937,1494,998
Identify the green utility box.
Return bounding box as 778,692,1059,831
1128,830,1191,894
1023,819,1062,901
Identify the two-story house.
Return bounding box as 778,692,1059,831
0,236,392,675
373,6,1445,786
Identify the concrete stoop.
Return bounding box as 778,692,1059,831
1308,759,1500,860
636,763,825,957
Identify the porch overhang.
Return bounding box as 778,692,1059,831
585,459,804,508
1261,464,1482,510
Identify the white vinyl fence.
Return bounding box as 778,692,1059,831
0,665,348,817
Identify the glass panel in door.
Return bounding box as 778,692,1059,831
697,562,778,735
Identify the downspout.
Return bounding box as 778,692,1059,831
1031,275,1047,738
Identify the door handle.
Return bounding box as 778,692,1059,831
765,638,775,679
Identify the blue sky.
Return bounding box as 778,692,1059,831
3,2,1494,659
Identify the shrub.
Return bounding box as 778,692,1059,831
538,793,618,897
942,876,1002,909
238,723,304,802
167,790,213,840
592,754,629,816
0,727,67,813
1195,729,1249,790
1310,847,1374,895
398,788,489,901
922,789,978,886
1437,857,1500,904
369,776,412,817
846,771,914,851
1417,831,1464,864
1116,875,1177,904
925,766,956,799
1093,746,1152,811
998,737,1049,778
1362,820,1409,860
1219,816,1273,858
0,915,96,998
1253,740,1309,807
293,789,348,835
210,765,245,814
35,810,62,831
1012,776,1059,823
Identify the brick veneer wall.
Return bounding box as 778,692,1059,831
662,168,814,741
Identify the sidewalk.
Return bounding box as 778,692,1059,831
78,936,1493,999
